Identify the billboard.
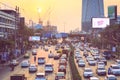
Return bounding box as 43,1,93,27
29,36,40,41
108,6,117,19
92,18,110,28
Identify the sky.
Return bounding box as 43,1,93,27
0,0,120,32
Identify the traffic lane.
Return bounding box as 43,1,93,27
76,50,120,80
2,62,34,80
32,46,59,80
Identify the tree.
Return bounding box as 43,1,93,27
101,24,120,45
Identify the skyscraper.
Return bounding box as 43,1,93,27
82,0,104,32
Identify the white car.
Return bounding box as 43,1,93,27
38,57,45,64
88,59,96,65
45,63,54,73
78,60,85,67
96,66,106,75
29,64,37,72
32,49,37,55
109,64,120,75
105,75,117,80
116,59,120,67
10,59,19,66
97,62,105,67
86,56,93,62
48,53,54,58
35,73,47,80
83,68,93,78
21,60,30,67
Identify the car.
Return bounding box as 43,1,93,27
60,54,67,60
35,73,47,80
55,72,65,80
38,57,45,64
75,54,81,59
83,52,89,57
54,53,61,59
105,75,117,80
76,57,82,63
86,56,93,62
88,59,96,66
24,53,30,58
58,65,66,74
45,63,54,73
93,54,100,60
90,77,99,80
99,57,107,65
32,49,37,55
29,64,37,72
78,59,85,67
102,50,112,60
96,66,106,75
97,62,105,67
10,59,19,66
59,59,67,66
108,64,120,75
116,59,120,67
48,53,54,58
44,47,48,51
21,60,30,67
55,47,59,50
83,68,93,78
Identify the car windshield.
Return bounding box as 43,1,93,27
98,63,104,65
112,66,120,69
79,60,84,63
45,65,52,67
85,69,92,72
98,67,104,70
108,77,116,80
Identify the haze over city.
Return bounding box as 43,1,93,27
0,0,120,32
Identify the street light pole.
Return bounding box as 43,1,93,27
14,6,19,56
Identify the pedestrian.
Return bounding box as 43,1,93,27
10,63,14,71
34,56,36,62
108,67,111,74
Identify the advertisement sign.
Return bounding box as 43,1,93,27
29,36,40,41
108,6,117,19
92,18,110,28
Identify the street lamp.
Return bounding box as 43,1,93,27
37,8,42,24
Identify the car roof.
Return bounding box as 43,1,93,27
90,77,99,80
45,63,53,65
36,73,45,76
107,75,116,77
111,64,119,67
85,68,91,70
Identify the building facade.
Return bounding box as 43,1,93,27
0,10,16,40
81,0,104,32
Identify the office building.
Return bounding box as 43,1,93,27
81,0,104,32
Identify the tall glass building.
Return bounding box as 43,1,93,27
82,0,104,32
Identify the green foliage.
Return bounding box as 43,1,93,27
69,45,82,80
101,24,120,45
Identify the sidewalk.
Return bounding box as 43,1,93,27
0,49,31,68
0,50,31,80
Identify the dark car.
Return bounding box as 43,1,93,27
102,50,112,60
54,53,61,60
99,57,107,65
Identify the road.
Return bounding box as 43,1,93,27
0,45,71,80
74,48,120,80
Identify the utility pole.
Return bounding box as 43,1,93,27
14,6,19,56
